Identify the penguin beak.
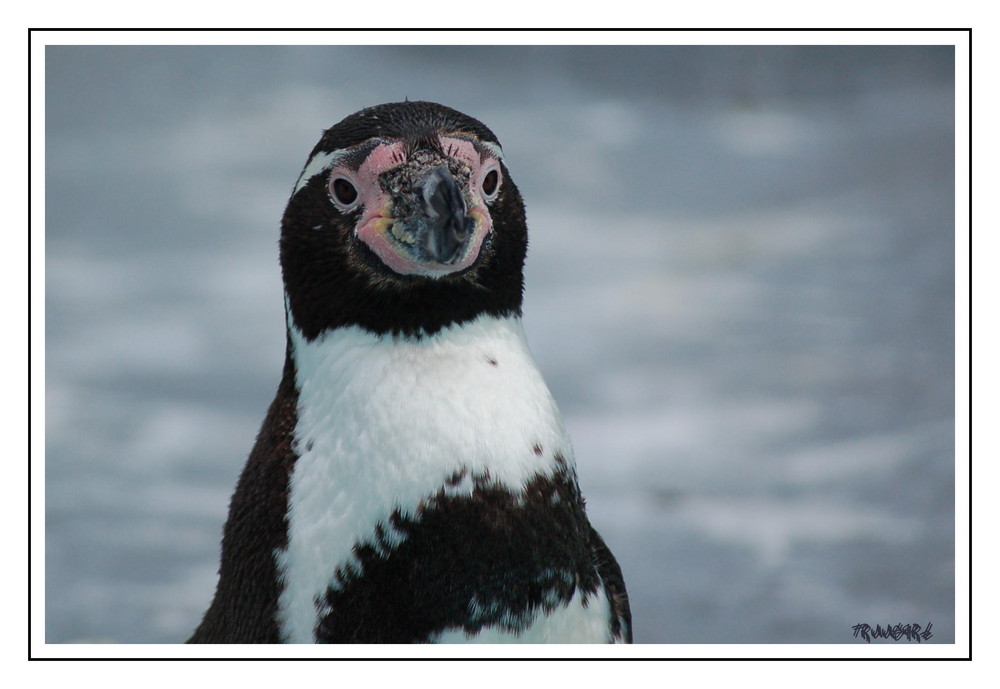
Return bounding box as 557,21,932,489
352,143,494,279
418,165,470,265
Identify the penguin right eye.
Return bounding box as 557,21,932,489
330,174,361,211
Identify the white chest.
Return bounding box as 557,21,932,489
275,314,575,643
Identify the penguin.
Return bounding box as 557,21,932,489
188,101,631,644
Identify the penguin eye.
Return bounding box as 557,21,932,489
481,165,501,201
330,174,360,210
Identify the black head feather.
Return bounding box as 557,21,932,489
308,101,502,157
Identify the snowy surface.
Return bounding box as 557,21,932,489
43,45,956,645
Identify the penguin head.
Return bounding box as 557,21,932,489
280,101,527,340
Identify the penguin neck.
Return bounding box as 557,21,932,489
284,308,575,491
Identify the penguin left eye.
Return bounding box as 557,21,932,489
480,165,501,202
330,174,361,211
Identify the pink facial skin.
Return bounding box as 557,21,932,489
329,137,502,278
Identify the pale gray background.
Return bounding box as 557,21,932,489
45,45,956,644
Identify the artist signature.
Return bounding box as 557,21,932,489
852,622,933,643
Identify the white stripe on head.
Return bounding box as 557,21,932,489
479,140,504,162
293,149,348,195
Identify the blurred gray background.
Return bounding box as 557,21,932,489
44,45,956,645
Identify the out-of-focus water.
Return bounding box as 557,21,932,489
44,45,956,645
